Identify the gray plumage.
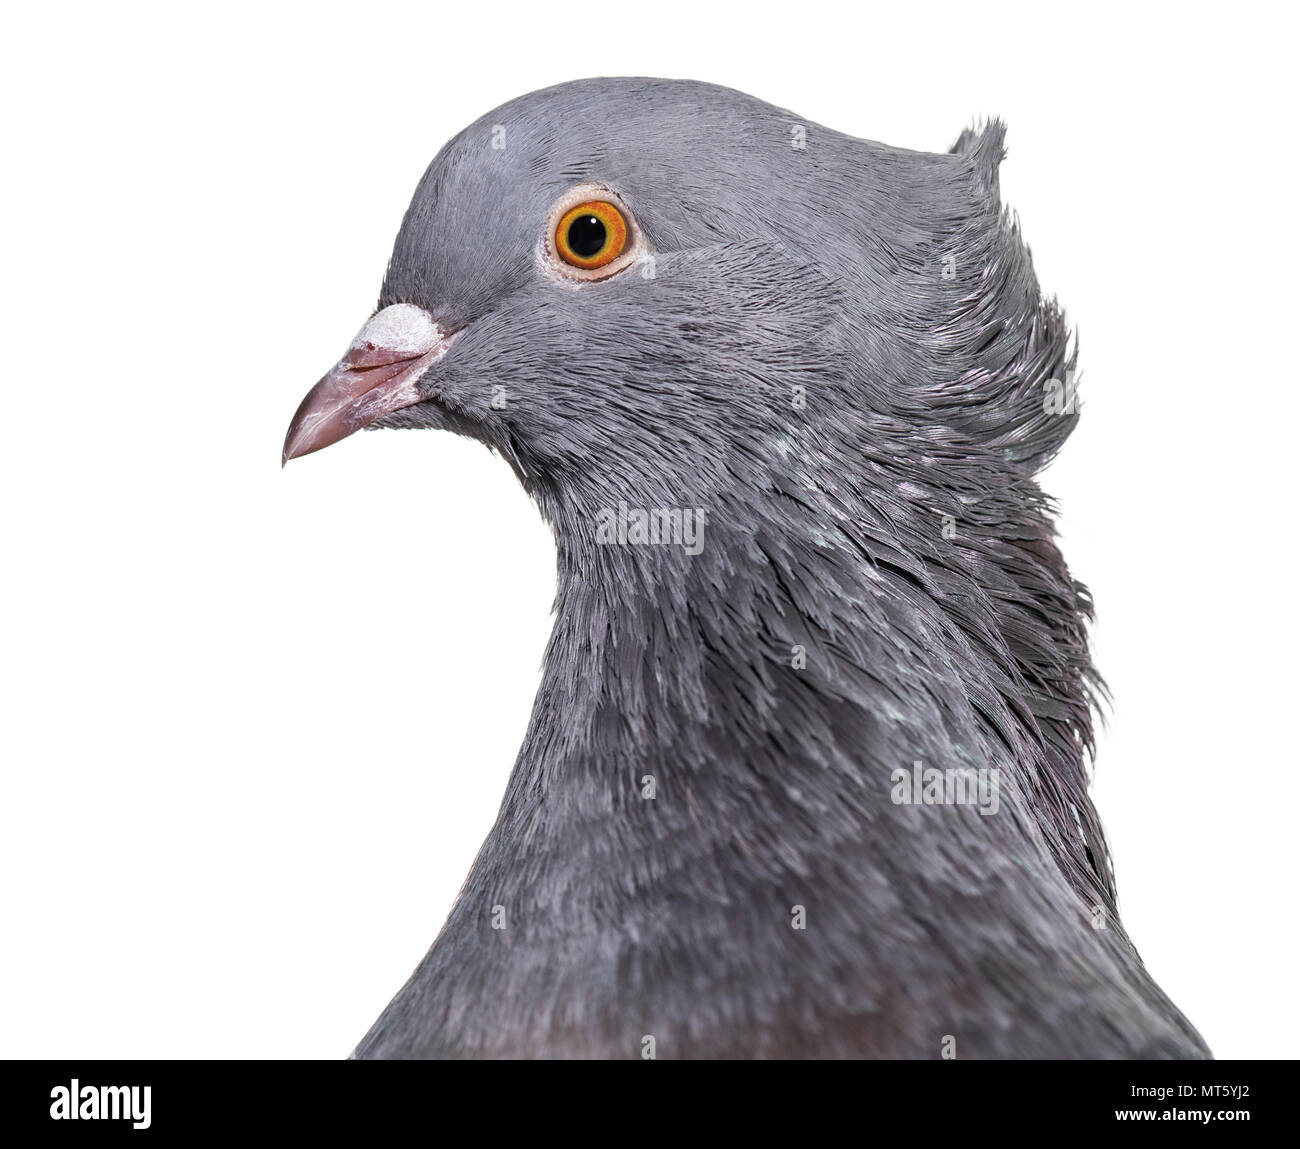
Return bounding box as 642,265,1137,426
289,77,1209,1059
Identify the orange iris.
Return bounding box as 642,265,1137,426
555,200,628,269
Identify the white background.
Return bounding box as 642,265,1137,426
2,1,1294,1059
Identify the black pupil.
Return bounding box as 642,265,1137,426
567,214,607,258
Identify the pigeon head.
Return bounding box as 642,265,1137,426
284,78,1071,542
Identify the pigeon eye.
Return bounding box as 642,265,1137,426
544,185,644,282
555,200,627,269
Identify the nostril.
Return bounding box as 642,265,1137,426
344,303,445,368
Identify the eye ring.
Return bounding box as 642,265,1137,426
544,184,644,282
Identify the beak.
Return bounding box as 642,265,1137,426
282,303,457,464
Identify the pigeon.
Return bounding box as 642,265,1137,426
283,77,1210,1060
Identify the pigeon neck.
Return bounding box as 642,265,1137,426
476,468,1102,918
496,496,989,837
